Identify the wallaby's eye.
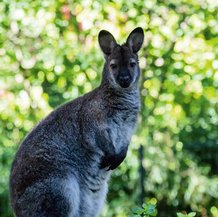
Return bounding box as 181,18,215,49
110,63,118,70
130,62,136,68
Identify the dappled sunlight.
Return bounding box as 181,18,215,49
0,0,218,216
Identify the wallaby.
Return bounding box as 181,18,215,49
9,27,144,217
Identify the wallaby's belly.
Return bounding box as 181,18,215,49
79,183,108,217
65,170,110,217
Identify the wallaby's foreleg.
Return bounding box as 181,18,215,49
100,145,128,170
95,128,128,170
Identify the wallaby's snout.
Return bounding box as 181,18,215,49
116,62,134,89
98,27,144,89
117,74,132,88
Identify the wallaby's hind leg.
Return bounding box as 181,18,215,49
13,177,80,217
40,192,70,217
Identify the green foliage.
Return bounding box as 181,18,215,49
129,202,196,217
130,203,158,217
176,212,196,217
0,0,218,217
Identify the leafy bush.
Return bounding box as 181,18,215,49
0,0,218,217
129,202,196,217
130,203,158,217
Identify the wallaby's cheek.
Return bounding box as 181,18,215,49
108,69,118,85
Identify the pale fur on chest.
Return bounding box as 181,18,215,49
109,122,134,153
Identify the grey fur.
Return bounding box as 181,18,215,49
9,27,144,217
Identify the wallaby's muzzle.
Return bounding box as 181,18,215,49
117,74,132,88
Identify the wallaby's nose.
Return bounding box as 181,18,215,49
118,75,132,88
120,76,130,82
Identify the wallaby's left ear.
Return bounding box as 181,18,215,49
98,30,117,56
126,27,144,53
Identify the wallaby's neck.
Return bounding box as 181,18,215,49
99,65,140,109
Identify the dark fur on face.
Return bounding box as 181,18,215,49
107,45,139,88
98,28,144,89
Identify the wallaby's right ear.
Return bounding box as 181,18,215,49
126,27,144,53
98,30,117,56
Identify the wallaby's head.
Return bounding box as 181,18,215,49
98,27,144,89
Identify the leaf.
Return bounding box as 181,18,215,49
177,213,186,217
188,212,196,217
150,210,158,216
147,204,156,212
130,215,141,217
132,207,144,214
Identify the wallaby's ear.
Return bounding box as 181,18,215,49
98,30,117,56
126,27,144,53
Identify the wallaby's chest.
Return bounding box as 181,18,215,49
107,108,137,149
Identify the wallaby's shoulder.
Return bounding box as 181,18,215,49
75,87,108,123
37,87,99,125
22,87,101,140
56,86,104,114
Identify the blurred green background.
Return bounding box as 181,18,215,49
0,0,218,216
